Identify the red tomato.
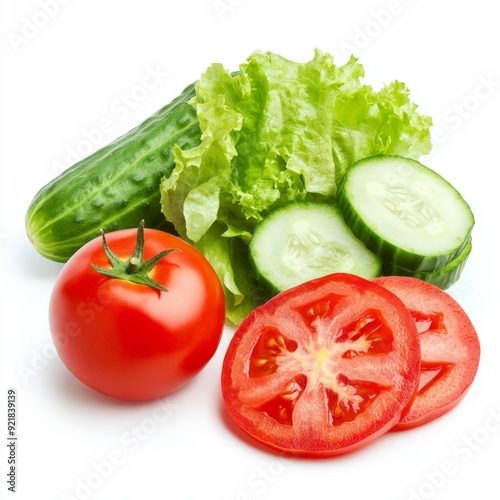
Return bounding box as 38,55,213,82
221,273,421,457
374,276,480,430
49,223,225,401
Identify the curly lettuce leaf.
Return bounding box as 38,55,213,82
160,49,432,324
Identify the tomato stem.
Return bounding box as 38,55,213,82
91,220,178,291
126,257,141,274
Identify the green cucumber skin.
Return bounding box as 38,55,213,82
336,155,474,273
381,239,472,289
26,82,201,262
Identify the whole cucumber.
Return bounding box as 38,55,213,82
26,82,201,262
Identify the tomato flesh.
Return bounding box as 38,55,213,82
374,276,480,429
221,273,421,456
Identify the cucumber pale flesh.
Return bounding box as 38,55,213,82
337,155,474,272
25,82,201,262
249,202,381,294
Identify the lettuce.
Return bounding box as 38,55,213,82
160,49,432,324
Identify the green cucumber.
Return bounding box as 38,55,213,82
25,82,201,262
382,238,472,289
249,202,381,294
337,155,474,272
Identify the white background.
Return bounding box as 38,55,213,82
1,1,499,499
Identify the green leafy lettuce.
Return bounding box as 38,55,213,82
160,49,432,324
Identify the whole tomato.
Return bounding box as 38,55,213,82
49,221,226,401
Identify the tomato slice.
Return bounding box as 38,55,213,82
374,276,480,430
221,273,421,457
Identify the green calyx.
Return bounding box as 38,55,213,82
91,220,177,292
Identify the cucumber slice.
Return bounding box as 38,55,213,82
382,238,472,289
249,202,381,294
337,155,474,272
